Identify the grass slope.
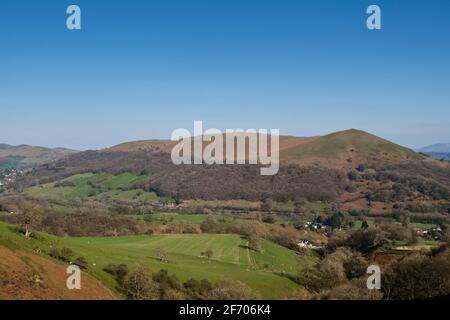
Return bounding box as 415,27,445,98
26,172,157,201
281,129,423,168
0,223,313,299
104,129,424,169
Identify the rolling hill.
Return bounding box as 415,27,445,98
280,129,423,168
0,144,78,169
105,129,424,169
417,143,450,154
0,225,116,299
10,128,448,203
0,222,309,299
417,143,450,161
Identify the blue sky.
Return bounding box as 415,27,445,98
1,0,449,150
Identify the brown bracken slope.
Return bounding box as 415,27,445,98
0,245,116,300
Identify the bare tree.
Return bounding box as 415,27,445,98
123,265,158,300
19,201,44,238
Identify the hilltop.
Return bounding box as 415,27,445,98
8,128,448,204
0,144,78,169
105,129,424,169
280,129,424,168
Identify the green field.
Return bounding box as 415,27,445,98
26,172,157,202
0,222,314,299
186,199,260,210
147,213,255,225
352,219,437,231
149,213,209,223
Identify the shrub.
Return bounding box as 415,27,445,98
208,279,259,300
248,235,262,252
201,249,214,258
345,229,386,255
59,247,74,262
123,265,158,300
183,278,213,299
104,263,129,283
383,250,450,299
73,256,88,270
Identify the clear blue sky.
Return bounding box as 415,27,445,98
1,0,449,150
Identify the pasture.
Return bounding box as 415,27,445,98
0,223,314,299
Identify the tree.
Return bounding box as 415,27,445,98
200,216,220,233
155,247,168,262
260,198,273,212
104,263,129,284
361,220,369,229
318,281,382,300
262,215,276,224
184,278,213,299
19,201,44,238
346,229,386,254
208,279,259,300
201,249,214,259
383,250,450,299
343,253,368,279
123,265,158,300
60,247,74,262
324,212,344,229
73,256,88,270
248,235,262,252
152,269,182,299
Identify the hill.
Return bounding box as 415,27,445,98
417,143,450,153
0,222,309,299
423,152,450,161
105,129,424,169
0,225,116,299
416,143,450,161
0,144,78,169
10,129,449,203
280,129,423,168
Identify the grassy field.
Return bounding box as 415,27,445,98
185,199,260,211
0,222,314,299
352,219,436,231
26,172,157,202
149,213,209,223
145,213,255,226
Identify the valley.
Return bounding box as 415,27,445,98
0,129,449,300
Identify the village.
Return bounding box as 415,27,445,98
0,167,27,188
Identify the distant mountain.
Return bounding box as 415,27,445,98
0,144,78,169
416,143,450,161
422,152,450,161
417,143,450,153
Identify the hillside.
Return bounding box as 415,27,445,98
0,144,78,169
0,222,308,299
280,129,424,168
0,226,116,300
105,129,424,169
9,129,448,203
